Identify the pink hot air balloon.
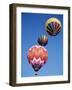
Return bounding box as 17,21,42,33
27,45,48,75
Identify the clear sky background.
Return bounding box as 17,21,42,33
21,12,63,77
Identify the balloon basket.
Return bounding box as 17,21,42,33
35,73,38,76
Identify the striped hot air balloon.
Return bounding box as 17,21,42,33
45,17,62,36
38,35,48,46
27,45,48,75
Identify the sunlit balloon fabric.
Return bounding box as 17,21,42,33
38,35,48,46
27,45,48,72
45,17,61,36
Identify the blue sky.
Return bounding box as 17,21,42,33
21,12,63,77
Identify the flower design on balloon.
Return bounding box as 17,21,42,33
45,17,61,36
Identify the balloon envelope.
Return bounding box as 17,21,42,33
38,35,48,46
27,45,48,72
45,17,61,36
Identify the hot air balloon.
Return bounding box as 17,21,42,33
27,45,48,75
38,35,48,46
45,17,62,36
